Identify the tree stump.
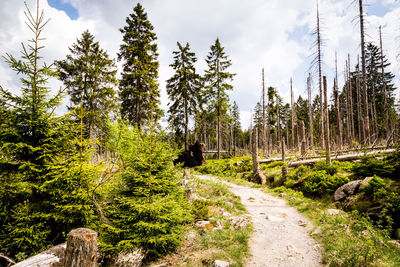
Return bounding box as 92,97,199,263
64,228,98,267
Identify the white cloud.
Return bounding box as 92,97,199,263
0,0,399,129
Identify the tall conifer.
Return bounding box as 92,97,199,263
118,3,161,128
166,42,201,150
204,38,235,159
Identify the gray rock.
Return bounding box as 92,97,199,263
213,260,230,267
115,248,146,267
311,226,323,235
334,180,362,201
195,220,211,229
227,215,250,229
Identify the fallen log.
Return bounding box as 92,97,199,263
287,149,395,167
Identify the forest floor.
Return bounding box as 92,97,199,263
196,174,322,267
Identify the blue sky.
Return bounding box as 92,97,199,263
48,0,78,20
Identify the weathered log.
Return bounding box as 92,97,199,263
12,243,66,267
0,253,16,266
64,228,98,267
288,149,395,167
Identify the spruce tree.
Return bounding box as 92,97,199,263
166,42,201,150
0,1,96,259
56,30,117,145
118,3,161,128
204,38,235,159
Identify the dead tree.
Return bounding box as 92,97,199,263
300,120,306,157
276,92,281,152
348,54,355,141
345,60,351,144
358,0,370,144
334,53,342,149
316,1,325,149
64,228,98,267
323,76,331,164
251,126,266,184
290,78,296,150
262,68,267,155
379,26,389,140
307,73,314,151
356,56,364,143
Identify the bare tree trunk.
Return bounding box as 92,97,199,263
317,2,325,149
356,56,364,143
323,76,331,164
262,68,267,156
184,97,189,151
290,78,296,150
345,60,351,144
334,53,342,149
307,73,314,151
281,138,286,162
300,120,306,157
379,26,389,140
64,228,98,267
372,80,378,139
348,54,355,141
359,0,370,144
276,92,281,153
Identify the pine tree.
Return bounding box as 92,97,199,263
204,38,235,159
56,30,117,146
166,42,201,150
0,1,96,258
101,122,191,258
118,3,161,128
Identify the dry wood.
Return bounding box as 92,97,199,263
307,73,314,151
288,149,395,167
379,26,389,140
323,76,331,164
64,228,98,267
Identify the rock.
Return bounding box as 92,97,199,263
213,260,230,267
334,180,362,201
324,209,341,215
213,220,223,231
114,248,146,267
64,228,98,267
361,230,369,237
195,220,212,230
359,176,373,190
396,229,400,239
13,243,66,267
311,226,323,235
279,193,287,198
227,215,250,229
297,220,307,227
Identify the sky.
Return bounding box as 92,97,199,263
0,0,399,129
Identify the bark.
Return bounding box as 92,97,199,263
348,54,355,141
290,78,296,150
356,56,364,143
262,68,267,156
184,97,189,151
64,228,98,267
252,126,258,173
276,93,281,153
288,149,395,167
300,120,306,157
379,26,389,139
359,0,370,144
281,138,286,162
345,61,351,144
307,73,314,150
323,76,331,164
334,53,342,149
317,2,324,149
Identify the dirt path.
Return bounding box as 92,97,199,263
197,175,322,267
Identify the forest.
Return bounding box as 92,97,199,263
0,0,400,266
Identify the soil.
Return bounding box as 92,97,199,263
197,175,322,267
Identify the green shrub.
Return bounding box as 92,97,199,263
301,171,349,197
287,165,311,181
263,161,287,169
192,199,212,220
313,160,338,175
352,156,395,178
362,175,390,201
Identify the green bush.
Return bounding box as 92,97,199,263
192,199,212,220
287,165,311,181
352,156,396,178
362,175,390,201
301,171,349,197
313,160,338,175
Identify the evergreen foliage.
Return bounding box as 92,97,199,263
166,42,201,150
204,38,235,158
101,122,192,258
118,3,162,128
0,1,96,259
55,30,117,145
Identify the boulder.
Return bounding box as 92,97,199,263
227,215,250,229
195,220,212,230
213,260,230,267
359,176,373,190
334,180,362,201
